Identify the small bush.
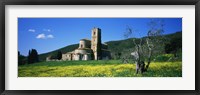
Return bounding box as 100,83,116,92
154,54,174,62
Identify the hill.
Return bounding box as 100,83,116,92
106,31,182,59
39,44,79,61
38,31,182,61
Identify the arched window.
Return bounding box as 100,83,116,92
81,44,83,48
93,31,96,35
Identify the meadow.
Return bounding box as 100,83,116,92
18,60,182,77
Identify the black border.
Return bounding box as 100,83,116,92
0,0,200,95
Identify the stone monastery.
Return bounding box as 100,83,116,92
61,27,111,61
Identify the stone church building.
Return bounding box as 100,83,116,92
61,27,111,61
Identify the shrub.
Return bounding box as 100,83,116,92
154,54,174,62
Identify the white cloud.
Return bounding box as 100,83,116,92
47,34,54,38
36,34,54,39
28,29,35,32
43,29,51,32
47,29,51,32
36,34,46,39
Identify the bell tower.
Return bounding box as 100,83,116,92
91,27,102,60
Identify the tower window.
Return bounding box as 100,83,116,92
81,44,83,48
93,31,96,35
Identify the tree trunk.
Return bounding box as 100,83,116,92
136,62,139,74
135,44,141,74
136,61,145,74
145,49,152,71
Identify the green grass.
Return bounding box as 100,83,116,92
18,60,182,77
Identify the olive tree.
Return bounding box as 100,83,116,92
124,19,165,74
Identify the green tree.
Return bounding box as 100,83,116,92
18,51,27,65
28,49,39,64
28,50,31,64
57,51,62,60
165,37,182,57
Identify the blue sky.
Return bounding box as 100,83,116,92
18,18,182,56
